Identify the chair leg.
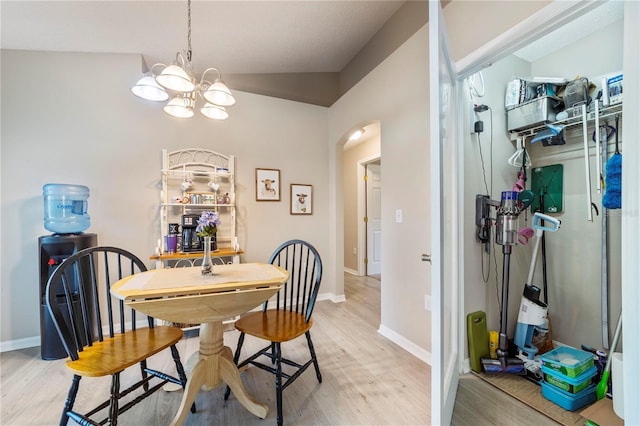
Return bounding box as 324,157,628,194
109,372,121,426
60,375,81,426
305,331,322,383
274,342,283,426
140,360,149,391
224,332,245,401
170,344,196,413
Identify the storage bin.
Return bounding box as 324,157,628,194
539,346,594,378
541,381,596,411
507,96,563,132
542,365,597,394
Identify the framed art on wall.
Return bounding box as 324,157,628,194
256,168,281,201
290,184,312,215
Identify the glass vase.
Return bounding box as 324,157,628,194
201,236,215,275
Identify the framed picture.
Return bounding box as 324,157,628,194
256,168,281,201
290,184,312,215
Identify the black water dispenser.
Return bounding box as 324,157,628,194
38,233,97,360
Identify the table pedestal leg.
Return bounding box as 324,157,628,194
170,322,268,426
219,348,268,418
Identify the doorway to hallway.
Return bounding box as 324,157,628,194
365,161,381,277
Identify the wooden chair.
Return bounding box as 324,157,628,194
45,246,192,426
224,239,323,426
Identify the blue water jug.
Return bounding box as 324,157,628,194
43,184,91,234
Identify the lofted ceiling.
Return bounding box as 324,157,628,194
1,1,405,75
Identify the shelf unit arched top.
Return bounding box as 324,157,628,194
164,148,234,174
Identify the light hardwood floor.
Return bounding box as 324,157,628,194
1,273,557,425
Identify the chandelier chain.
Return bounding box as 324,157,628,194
187,0,192,62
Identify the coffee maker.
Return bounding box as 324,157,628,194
181,214,201,252
181,214,217,252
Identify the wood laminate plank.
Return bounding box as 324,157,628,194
1,273,563,425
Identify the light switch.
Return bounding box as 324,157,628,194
395,209,403,223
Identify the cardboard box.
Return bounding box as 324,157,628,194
580,397,623,426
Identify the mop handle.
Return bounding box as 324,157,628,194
582,104,593,222
532,212,560,233
526,231,542,285
527,213,560,285
595,102,601,193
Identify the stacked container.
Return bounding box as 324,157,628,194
539,346,597,411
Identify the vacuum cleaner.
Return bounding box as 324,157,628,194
480,191,528,374
514,212,560,359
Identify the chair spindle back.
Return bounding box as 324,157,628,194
46,246,149,361
266,239,322,322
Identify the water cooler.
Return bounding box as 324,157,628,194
39,184,97,360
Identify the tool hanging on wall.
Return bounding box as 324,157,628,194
532,193,554,355
593,120,615,349
603,115,621,209
596,310,622,400
581,104,594,221
477,191,533,375
514,212,560,360
530,165,563,214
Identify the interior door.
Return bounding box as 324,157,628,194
429,1,460,424
366,162,382,275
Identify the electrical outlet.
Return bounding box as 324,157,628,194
352,247,357,255
395,209,403,223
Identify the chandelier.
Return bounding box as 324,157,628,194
131,0,236,120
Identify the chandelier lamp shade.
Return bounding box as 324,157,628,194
130,0,236,120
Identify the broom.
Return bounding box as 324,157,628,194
602,115,621,209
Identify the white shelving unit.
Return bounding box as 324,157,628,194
152,148,241,269
510,102,623,142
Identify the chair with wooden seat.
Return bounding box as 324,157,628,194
224,239,323,426
45,246,192,426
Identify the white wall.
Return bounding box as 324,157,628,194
329,26,430,358
0,49,330,347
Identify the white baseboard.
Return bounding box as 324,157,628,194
378,324,431,365
1,319,156,353
2,294,348,353
317,291,345,303
462,357,471,374
0,336,40,352
343,267,359,276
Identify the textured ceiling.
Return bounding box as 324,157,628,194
1,1,405,75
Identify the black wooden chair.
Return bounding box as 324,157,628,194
224,239,323,426
45,246,192,426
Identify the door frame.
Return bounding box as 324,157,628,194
429,1,461,424
357,154,381,276
431,0,640,423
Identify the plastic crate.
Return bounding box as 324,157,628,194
542,365,597,394
541,381,596,411
539,346,594,378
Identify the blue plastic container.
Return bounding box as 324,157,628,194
539,346,594,378
43,184,91,234
541,381,596,411
542,365,597,394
